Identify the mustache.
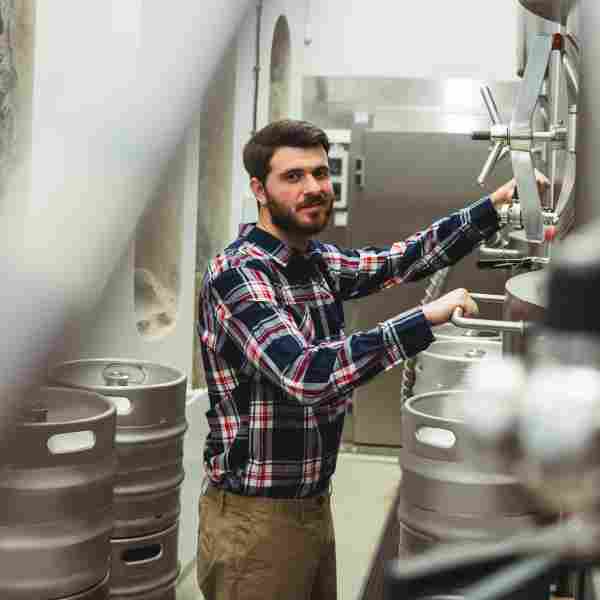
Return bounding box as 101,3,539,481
299,192,334,209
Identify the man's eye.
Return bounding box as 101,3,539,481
315,169,330,180
286,172,301,182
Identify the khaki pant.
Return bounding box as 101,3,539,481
197,485,337,600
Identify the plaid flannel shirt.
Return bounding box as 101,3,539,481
198,196,500,498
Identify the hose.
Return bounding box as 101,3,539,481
400,267,450,404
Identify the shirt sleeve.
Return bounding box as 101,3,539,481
202,265,434,406
321,196,500,301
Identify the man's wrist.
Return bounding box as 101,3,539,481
490,189,508,210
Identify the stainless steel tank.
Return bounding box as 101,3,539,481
398,390,538,556
109,521,180,600
0,387,116,599
502,270,548,356
518,0,576,25
49,359,188,538
412,340,501,396
507,229,548,260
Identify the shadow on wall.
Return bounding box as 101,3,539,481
134,138,187,340
192,40,238,388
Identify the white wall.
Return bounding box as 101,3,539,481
304,0,519,81
25,0,251,381
231,1,309,229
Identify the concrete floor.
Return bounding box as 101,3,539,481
175,447,401,600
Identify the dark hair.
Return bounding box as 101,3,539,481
243,119,330,184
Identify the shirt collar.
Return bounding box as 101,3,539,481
238,222,321,267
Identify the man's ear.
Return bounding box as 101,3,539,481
250,178,267,206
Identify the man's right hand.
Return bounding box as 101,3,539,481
422,288,479,326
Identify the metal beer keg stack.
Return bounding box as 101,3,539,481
398,293,521,556
398,389,539,556
398,0,580,556
0,386,116,600
50,359,188,600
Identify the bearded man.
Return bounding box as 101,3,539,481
196,119,539,600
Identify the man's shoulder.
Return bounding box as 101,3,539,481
203,239,275,290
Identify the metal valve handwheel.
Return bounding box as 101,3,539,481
473,32,579,243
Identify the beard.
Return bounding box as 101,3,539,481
264,189,335,236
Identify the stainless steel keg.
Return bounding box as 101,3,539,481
431,322,501,342
399,390,537,555
0,387,116,600
109,521,180,600
412,340,501,396
49,359,188,538
67,573,110,600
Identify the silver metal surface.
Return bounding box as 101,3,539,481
451,308,528,335
508,229,548,258
576,0,600,226
432,322,501,343
512,35,554,127
399,390,538,554
512,34,555,242
412,340,501,397
109,521,179,600
66,573,110,600
481,85,503,125
503,270,548,356
50,359,187,538
302,77,517,134
398,499,537,553
479,141,505,187
0,387,116,599
504,270,548,311
341,92,512,446
519,0,575,25
479,245,524,260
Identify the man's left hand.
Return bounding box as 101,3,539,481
490,170,550,209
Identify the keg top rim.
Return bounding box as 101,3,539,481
422,339,501,362
403,389,465,425
49,358,187,390
21,385,115,427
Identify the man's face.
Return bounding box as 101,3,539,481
258,146,335,236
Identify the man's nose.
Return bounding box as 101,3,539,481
303,174,322,194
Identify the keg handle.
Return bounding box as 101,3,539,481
451,293,530,335
47,430,96,454
121,543,163,566
415,427,457,451
407,405,462,461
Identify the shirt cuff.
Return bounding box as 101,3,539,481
466,196,502,239
381,307,434,363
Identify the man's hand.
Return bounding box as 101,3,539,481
422,288,479,327
490,170,550,209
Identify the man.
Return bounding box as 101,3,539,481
196,119,544,599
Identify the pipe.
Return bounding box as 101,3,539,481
252,1,263,135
